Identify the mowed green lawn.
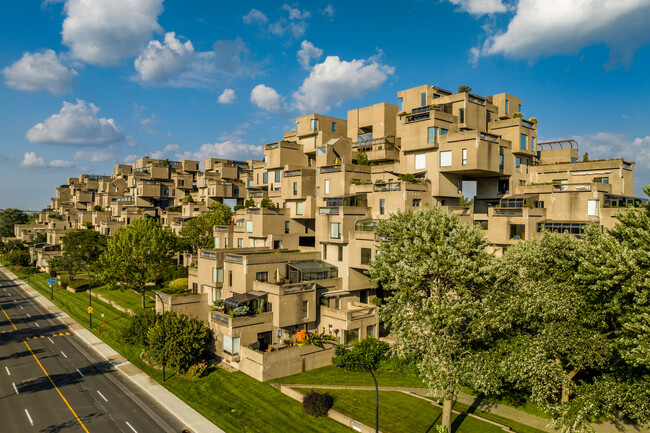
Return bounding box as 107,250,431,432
273,364,427,388
7,267,351,433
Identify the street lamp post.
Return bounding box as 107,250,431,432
338,362,379,433
154,293,166,381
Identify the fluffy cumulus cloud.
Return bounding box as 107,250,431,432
20,152,73,169
2,50,77,94
250,84,283,112
26,99,125,146
243,4,310,39
293,55,394,113
448,0,507,15
134,32,195,84
218,89,237,104
73,148,116,162
475,0,650,67
297,40,323,70
62,0,163,66
151,141,262,161
321,5,335,18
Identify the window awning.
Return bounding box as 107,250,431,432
224,291,267,308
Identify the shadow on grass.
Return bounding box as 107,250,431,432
425,413,442,433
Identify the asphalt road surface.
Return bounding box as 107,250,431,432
0,270,187,433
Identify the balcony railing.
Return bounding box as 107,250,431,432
284,170,301,177
247,208,261,214
493,208,523,216
319,207,339,215
468,95,486,106
352,137,396,152
480,133,500,143
522,119,536,129
373,182,401,192
320,166,341,173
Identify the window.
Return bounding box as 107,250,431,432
296,201,303,215
214,287,222,302
228,271,233,286
256,272,268,282
331,122,336,133
379,198,385,215
413,198,421,207
398,97,403,112
588,200,599,217
594,177,609,184
223,335,240,355
505,99,509,114
337,245,343,261
263,156,267,166
518,104,522,113
238,238,243,248
499,147,505,172
293,182,298,195
324,179,330,194
275,171,281,182
212,267,223,283
427,127,437,143
531,136,536,149
516,157,521,173
330,222,341,239
457,179,462,193
262,172,268,184
247,179,253,187
498,179,509,194
296,122,300,133
310,118,318,131
553,179,568,191
214,237,220,248
302,301,309,319
475,220,488,230
462,148,467,165
285,221,290,234
323,243,327,259
343,328,359,345
440,128,448,135
421,91,427,107
520,134,527,150
317,146,326,156
366,324,376,338
415,153,426,170
459,108,465,123
440,150,452,167
361,248,371,265
246,220,253,233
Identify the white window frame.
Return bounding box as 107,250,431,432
415,153,426,170
440,150,452,167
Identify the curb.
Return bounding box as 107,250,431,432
1,266,225,433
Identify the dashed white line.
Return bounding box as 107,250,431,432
26,313,30,318
77,369,84,377
126,421,138,433
48,337,54,344
25,409,34,426
19,305,23,310
5,366,10,376
12,299,16,303
34,322,40,328
60,351,67,359
12,382,18,394
97,390,108,402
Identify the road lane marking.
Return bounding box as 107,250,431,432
97,390,108,402
25,409,33,426
60,351,67,358
23,340,90,433
126,421,138,433
0,303,17,330
48,337,54,344
34,322,40,327
13,382,18,394
77,369,84,377
5,366,10,376
26,313,30,318
13,299,17,303
19,305,23,310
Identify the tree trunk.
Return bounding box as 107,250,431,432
442,397,454,433
561,367,580,404
141,291,146,309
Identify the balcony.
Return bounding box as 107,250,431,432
319,207,339,215
321,303,378,326
320,165,341,173
352,137,399,161
373,182,401,192
211,310,273,329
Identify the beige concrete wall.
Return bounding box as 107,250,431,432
239,343,336,381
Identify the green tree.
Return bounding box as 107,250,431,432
181,202,232,252
583,152,590,162
491,224,650,431
369,207,496,433
1,239,26,253
244,198,255,208
260,197,276,210
356,149,370,166
5,249,30,268
0,208,29,237
98,218,180,308
146,311,211,372
54,229,107,281
457,85,472,93
459,196,474,207
332,337,390,372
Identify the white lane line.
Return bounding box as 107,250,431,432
19,305,23,310
60,351,67,358
12,382,18,394
126,421,138,433
77,369,84,377
97,390,108,402
25,409,34,426
12,299,16,303
26,313,31,318
34,322,40,328
5,366,10,376
48,337,54,344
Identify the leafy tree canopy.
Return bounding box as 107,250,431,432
0,208,29,237
181,202,232,252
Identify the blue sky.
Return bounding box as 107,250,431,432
2,0,650,209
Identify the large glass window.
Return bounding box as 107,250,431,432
212,267,223,283
462,148,467,165
331,122,336,133
223,335,240,355
588,200,599,217
310,118,318,131
262,172,268,184
427,127,437,143
459,108,465,123
440,128,448,135
275,171,281,182
505,99,509,114
317,146,326,156
330,222,341,239
520,134,527,150
296,201,303,215
398,97,403,112
415,153,426,170
293,182,298,195
246,220,253,233
324,179,330,194
516,157,521,173
421,92,427,107
379,199,385,215
361,248,371,265
440,150,452,167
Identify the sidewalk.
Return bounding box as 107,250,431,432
1,266,224,433
280,384,647,433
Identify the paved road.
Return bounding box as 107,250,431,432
0,270,186,433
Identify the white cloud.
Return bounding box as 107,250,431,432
73,148,115,162
297,40,323,70
2,50,77,94
26,99,125,146
62,0,163,66
476,0,650,68
152,141,262,161
242,9,267,25
20,152,73,169
251,84,283,112
448,0,506,15
123,154,139,163
218,89,237,104
321,5,335,18
134,32,195,84
150,144,182,159
293,55,394,113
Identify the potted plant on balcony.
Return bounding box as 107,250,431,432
458,85,472,93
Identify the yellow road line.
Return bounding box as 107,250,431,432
23,340,90,433
0,302,17,330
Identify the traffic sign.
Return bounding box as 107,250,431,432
47,278,57,284
87,307,94,314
